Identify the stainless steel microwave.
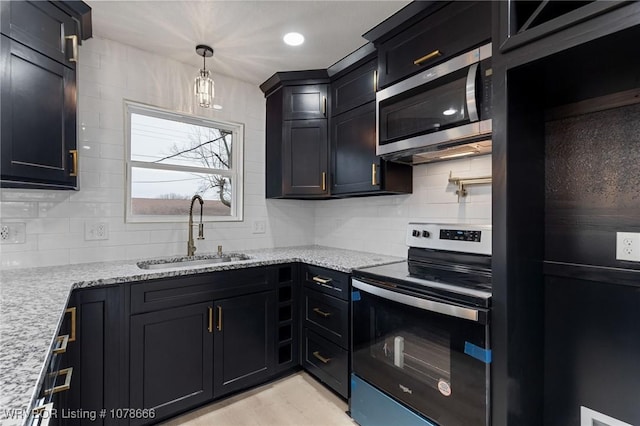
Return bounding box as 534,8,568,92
376,43,492,164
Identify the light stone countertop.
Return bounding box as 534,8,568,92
0,245,403,425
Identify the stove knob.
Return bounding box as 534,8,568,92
412,230,420,237
422,231,430,238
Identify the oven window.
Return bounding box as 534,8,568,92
379,68,470,144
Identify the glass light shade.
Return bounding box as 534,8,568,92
194,69,214,108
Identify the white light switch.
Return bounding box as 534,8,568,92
252,220,266,234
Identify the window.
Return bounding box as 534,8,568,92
125,102,243,222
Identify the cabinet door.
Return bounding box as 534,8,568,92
213,291,276,397
0,35,77,189
130,302,213,425
0,1,79,68
282,119,329,197
331,59,377,116
377,1,491,88
331,102,380,195
283,84,328,120
63,287,123,426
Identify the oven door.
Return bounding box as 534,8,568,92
352,278,490,426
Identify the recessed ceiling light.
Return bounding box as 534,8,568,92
283,32,304,46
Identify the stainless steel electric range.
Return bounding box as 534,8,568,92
350,223,492,426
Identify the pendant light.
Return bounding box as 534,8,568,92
194,44,214,108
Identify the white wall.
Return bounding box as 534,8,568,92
314,155,492,257
0,37,492,269
0,37,314,269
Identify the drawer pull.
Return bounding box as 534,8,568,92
322,96,327,116
312,276,332,285
208,306,213,333
414,49,442,66
321,172,326,191
312,351,331,364
217,305,223,331
69,149,78,177
53,335,69,355
44,367,73,395
373,69,378,92
65,307,76,342
371,163,378,186
312,307,332,318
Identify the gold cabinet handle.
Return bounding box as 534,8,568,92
312,351,331,364
216,306,222,331
44,367,73,395
312,276,332,284
321,172,326,191
65,35,78,62
208,306,213,333
414,50,442,66
312,307,332,318
69,149,78,177
373,69,378,92
372,163,378,186
322,96,327,116
53,335,69,355
65,307,76,342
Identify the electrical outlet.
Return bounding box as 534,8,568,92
0,222,26,244
252,220,266,234
85,222,109,241
616,232,640,262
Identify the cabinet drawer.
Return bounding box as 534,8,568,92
302,328,348,398
130,267,270,314
303,288,348,347
302,265,349,301
377,1,491,88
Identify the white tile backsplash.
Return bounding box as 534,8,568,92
0,36,492,269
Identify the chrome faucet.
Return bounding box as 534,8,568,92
187,195,204,256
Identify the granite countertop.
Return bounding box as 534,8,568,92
0,245,403,425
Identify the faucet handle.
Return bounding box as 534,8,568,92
198,223,205,240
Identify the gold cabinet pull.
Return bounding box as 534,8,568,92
44,367,73,395
65,35,78,62
312,276,332,285
216,306,222,331
414,50,442,66
321,172,326,191
69,149,78,177
65,307,76,342
322,96,327,116
312,307,331,318
312,351,331,364
373,69,378,92
208,306,213,333
53,335,69,355
372,163,378,186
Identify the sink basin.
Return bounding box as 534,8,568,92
137,253,252,270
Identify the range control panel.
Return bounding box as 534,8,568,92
406,223,492,255
440,229,482,242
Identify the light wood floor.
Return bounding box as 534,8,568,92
161,372,356,426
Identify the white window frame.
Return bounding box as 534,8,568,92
124,101,244,223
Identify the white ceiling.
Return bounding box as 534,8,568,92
87,1,411,86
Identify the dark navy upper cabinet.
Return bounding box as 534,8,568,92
330,58,376,116
0,1,91,190
283,84,328,120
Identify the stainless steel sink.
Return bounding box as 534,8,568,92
137,253,252,270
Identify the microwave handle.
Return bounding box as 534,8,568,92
352,279,480,322
466,63,479,122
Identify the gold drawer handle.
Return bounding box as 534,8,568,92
312,307,332,318
65,307,76,342
65,35,78,62
414,50,442,66
217,306,223,331
208,306,213,333
312,276,332,285
312,351,331,364
372,163,378,186
321,172,326,191
53,335,69,355
44,367,73,395
322,96,327,116
69,149,78,177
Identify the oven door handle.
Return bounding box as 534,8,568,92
352,279,480,322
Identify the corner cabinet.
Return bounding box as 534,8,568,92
264,72,331,199
0,1,91,190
